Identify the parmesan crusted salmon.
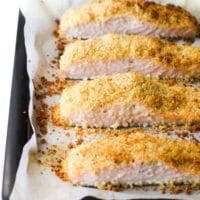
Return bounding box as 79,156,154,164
60,34,200,79
59,73,200,128
61,132,200,188
60,0,199,39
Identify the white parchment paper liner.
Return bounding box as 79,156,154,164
10,0,200,199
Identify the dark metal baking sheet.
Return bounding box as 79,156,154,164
1,10,180,200
2,11,32,200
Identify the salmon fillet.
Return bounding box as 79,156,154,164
59,73,200,128
61,132,200,188
60,0,199,39
60,34,200,79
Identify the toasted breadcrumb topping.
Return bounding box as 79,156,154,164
63,132,200,177
39,141,200,193
60,73,200,123
60,34,200,76
60,0,198,33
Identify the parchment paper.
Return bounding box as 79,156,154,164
10,0,200,199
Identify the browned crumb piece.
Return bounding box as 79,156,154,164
169,185,182,194
74,128,84,136
57,38,67,53
184,185,191,194
40,138,47,144
52,59,57,64
187,124,200,132
192,183,200,191
152,186,157,191
56,167,69,181
36,101,49,135
37,159,43,165
142,187,148,192
161,79,178,86
65,132,70,136
161,188,166,194
76,138,83,145
37,134,42,138
157,184,166,194
96,183,125,191
67,142,74,149
53,19,60,38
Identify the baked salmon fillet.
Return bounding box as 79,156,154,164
60,34,200,79
59,0,199,39
59,73,200,128
61,132,200,188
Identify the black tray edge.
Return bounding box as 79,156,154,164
2,11,32,200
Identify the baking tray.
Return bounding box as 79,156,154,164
2,11,32,200
1,10,179,200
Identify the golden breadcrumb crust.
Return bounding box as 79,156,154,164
60,0,198,34
60,33,200,75
62,132,200,179
60,73,200,123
